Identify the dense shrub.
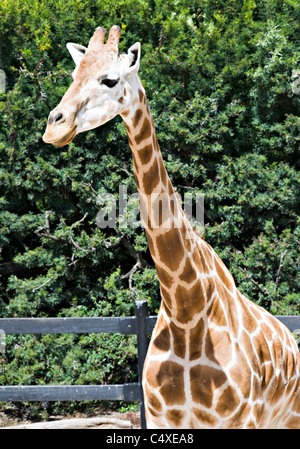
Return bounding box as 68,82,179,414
0,0,299,418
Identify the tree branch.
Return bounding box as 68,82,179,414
120,258,143,301
275,250,287,293
32,276,54,293
35,211,95,255
118,234,152,269
68,213,95,253
239,267,270,296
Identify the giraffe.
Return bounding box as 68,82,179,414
43,26,300,429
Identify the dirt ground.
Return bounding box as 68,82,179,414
0,410,141,429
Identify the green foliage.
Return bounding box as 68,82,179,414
0,0,299,418
2,333,137,386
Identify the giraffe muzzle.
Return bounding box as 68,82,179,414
43,105,78,146
43,123,77,147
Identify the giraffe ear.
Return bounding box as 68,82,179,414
126,42,141,75
66,43,87,67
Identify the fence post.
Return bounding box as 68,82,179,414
135,300,149,430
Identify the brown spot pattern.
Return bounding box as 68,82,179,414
166,409,185,428
285,413,300,429
122,109,130,118
135,117,152,145
192,247,210,274
156,227,185,272
151,193,171,228
228,403,254,428
216,386,240,418
267,374,286,406
132,108,143,128
144,383,162,412
214,277,240,336
153,327,171,352
284,347,297,382
168,180,174,196
157,361,186,405
192,408,218,427
138,143,153,165
160,286,173,310
240,330,259,372
189,318,204,361
239,299,260,334
142,158,159,194
155,265,173,289
145,360,161,389
147,405,160,418
175,281,205,324
153,136,160,152
214,255,234,292
170,321,186,358
206,329,233,366
201,276,215,303
229,347,252,399
138,88,145,103
179,257,197,284
252,329,272,366
207,298,227,328
159,157,167,185
190,365,227,408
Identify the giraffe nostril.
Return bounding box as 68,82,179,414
48,112,64,125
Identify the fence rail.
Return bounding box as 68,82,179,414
0,306,299,429
0,384,140,402
0,316,156,335
0,315,297,335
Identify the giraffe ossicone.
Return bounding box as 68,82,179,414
43,26,300,429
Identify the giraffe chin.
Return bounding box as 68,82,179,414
51,126,77,148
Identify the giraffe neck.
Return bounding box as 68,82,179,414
120,81,233,328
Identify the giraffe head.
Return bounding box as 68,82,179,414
43,26,141,147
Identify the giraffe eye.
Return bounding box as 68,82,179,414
101,77,119,88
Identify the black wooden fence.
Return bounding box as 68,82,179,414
0,302,299,429
0,301,156,429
